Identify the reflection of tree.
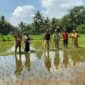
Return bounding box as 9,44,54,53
54,50,60,69
44,51,51,72
63,50,68,68
15,54,23,76
25,52,31,71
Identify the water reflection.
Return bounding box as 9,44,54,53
70,49,79,66
15,53,23,76
0,48,85,81
35,49,43,59
54,50,60,69
44,51,51,72
25,52,31,71
63,50,68,68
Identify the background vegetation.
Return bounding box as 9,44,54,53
0,6,85,55
0,6,85,35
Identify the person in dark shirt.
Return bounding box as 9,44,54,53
24,34,30,52
44,30,50,50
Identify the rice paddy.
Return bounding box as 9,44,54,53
0,34,85,85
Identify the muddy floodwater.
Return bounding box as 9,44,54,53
0,49,85,85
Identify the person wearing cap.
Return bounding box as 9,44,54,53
53,29,59,50
44,30,50,50
14,31,22,53
72,30,78,47
62,29,68,48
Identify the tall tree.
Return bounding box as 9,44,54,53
51,18,60,33
44,17,51,30
18,21,26,33
33,11,44,34
0,16,16,35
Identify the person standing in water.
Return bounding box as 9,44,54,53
24,33,30,52
14,31,22,53
62,29,68,48
44,30,50,50
72,30,78,48
53,29,59,50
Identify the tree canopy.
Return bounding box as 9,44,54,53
0,6,85,35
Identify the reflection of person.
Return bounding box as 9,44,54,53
72,30,78,48
54,50,60,69
62,29,68,48
63,50,68,68
15,54,23,76
53,29,59,50
25,52,31,71
44,51,51,72
24,34,30,52
71,50,78,66
44,30,50,50
14,31,22,53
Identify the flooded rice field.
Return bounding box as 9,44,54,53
0,49,85,85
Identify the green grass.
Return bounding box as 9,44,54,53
0,35,14,41
0,34,85,55
0,41,15,55
31,34,85,48
31,34,44,40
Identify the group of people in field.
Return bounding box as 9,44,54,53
14,29,79,53
44,29,78,50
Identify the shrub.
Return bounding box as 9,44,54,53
77,24,85,33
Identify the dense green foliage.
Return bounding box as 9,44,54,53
77,24,85,33
19,6,85,34
0,6,85,35
0,16,17,35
